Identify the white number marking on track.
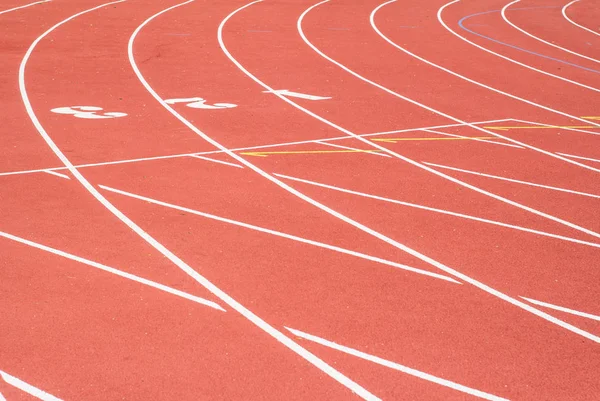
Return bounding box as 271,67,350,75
50,106,127,119
164,97,237,109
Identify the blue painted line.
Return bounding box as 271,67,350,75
458,6,600,75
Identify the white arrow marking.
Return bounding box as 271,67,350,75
262,89,331,100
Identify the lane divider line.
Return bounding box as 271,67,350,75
421,161,600,199
20,2,379,400
445,1,600,91
520,297,600,322
372,0,600,140
128,2,380,399
502,0,600,65
556,152,600,164
273,172,600,249
98,184,460,283
285,327,510,401
562,0,600,38
0,230,225,311
0,370,62,401
219,0,599,343
0,0,50,16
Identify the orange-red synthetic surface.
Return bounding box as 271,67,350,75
1,0,599,400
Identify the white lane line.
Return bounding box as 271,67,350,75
0,0,50,16
316,140,391,157
420,128,525,149
562,0,600,38
131,2,379,400
300,3,600,234
0,370,62,401
373,0,600,139
273,172,600,249
0,230,225,311
42,170,70,179
0,118,510,179
438,1,600,93
556,152,600,163
0,391,5,401
509,117,600,135
503,0,600,64
363,118,511,136
98,184,459,284
521,297,600,322
422,161,600,199
21,3,379,401
285,327,510,401
219,0,600,343
190,154,244,168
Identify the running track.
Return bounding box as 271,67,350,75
1,0,599,400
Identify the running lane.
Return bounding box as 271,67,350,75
504,0,600,60
563,0,600,38
115,0,600,400
2,1,374,399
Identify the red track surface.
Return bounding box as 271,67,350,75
1,0,599,400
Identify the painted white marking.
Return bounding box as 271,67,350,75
316,140,391,157
0,0,51,15
19,4,378,401
420,128,524,149
301,2,600,232
50,106,127,119
0,391,5,401
129,2,381,400
422,162,600,199
521,297,600,322
557,152,600,163
218,0,600,343
0,118,512,179
164,97,237,109
509,117,600,135
0,370,62,401
563,0,600,38
297,0,600,238
273,172,600,249
372,0,600,140
43,170,70,180
286,328,510,401
437,0,600,93
190,154,244,168
262,89,331,100
99,184,459,283
503,0,600,64
0,230,225,311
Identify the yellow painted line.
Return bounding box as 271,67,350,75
484,125,599,131
240,149,382,157
581,116,600,120
372,136,494,143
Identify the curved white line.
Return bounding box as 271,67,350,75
215,2,600,342
130,1,381,399
19,2,380,400
502,0,600,64
0,0,50,16
562,0,600,38
0,370,62,401
369,0,600,140
438,0,600,93
298,1,600,236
